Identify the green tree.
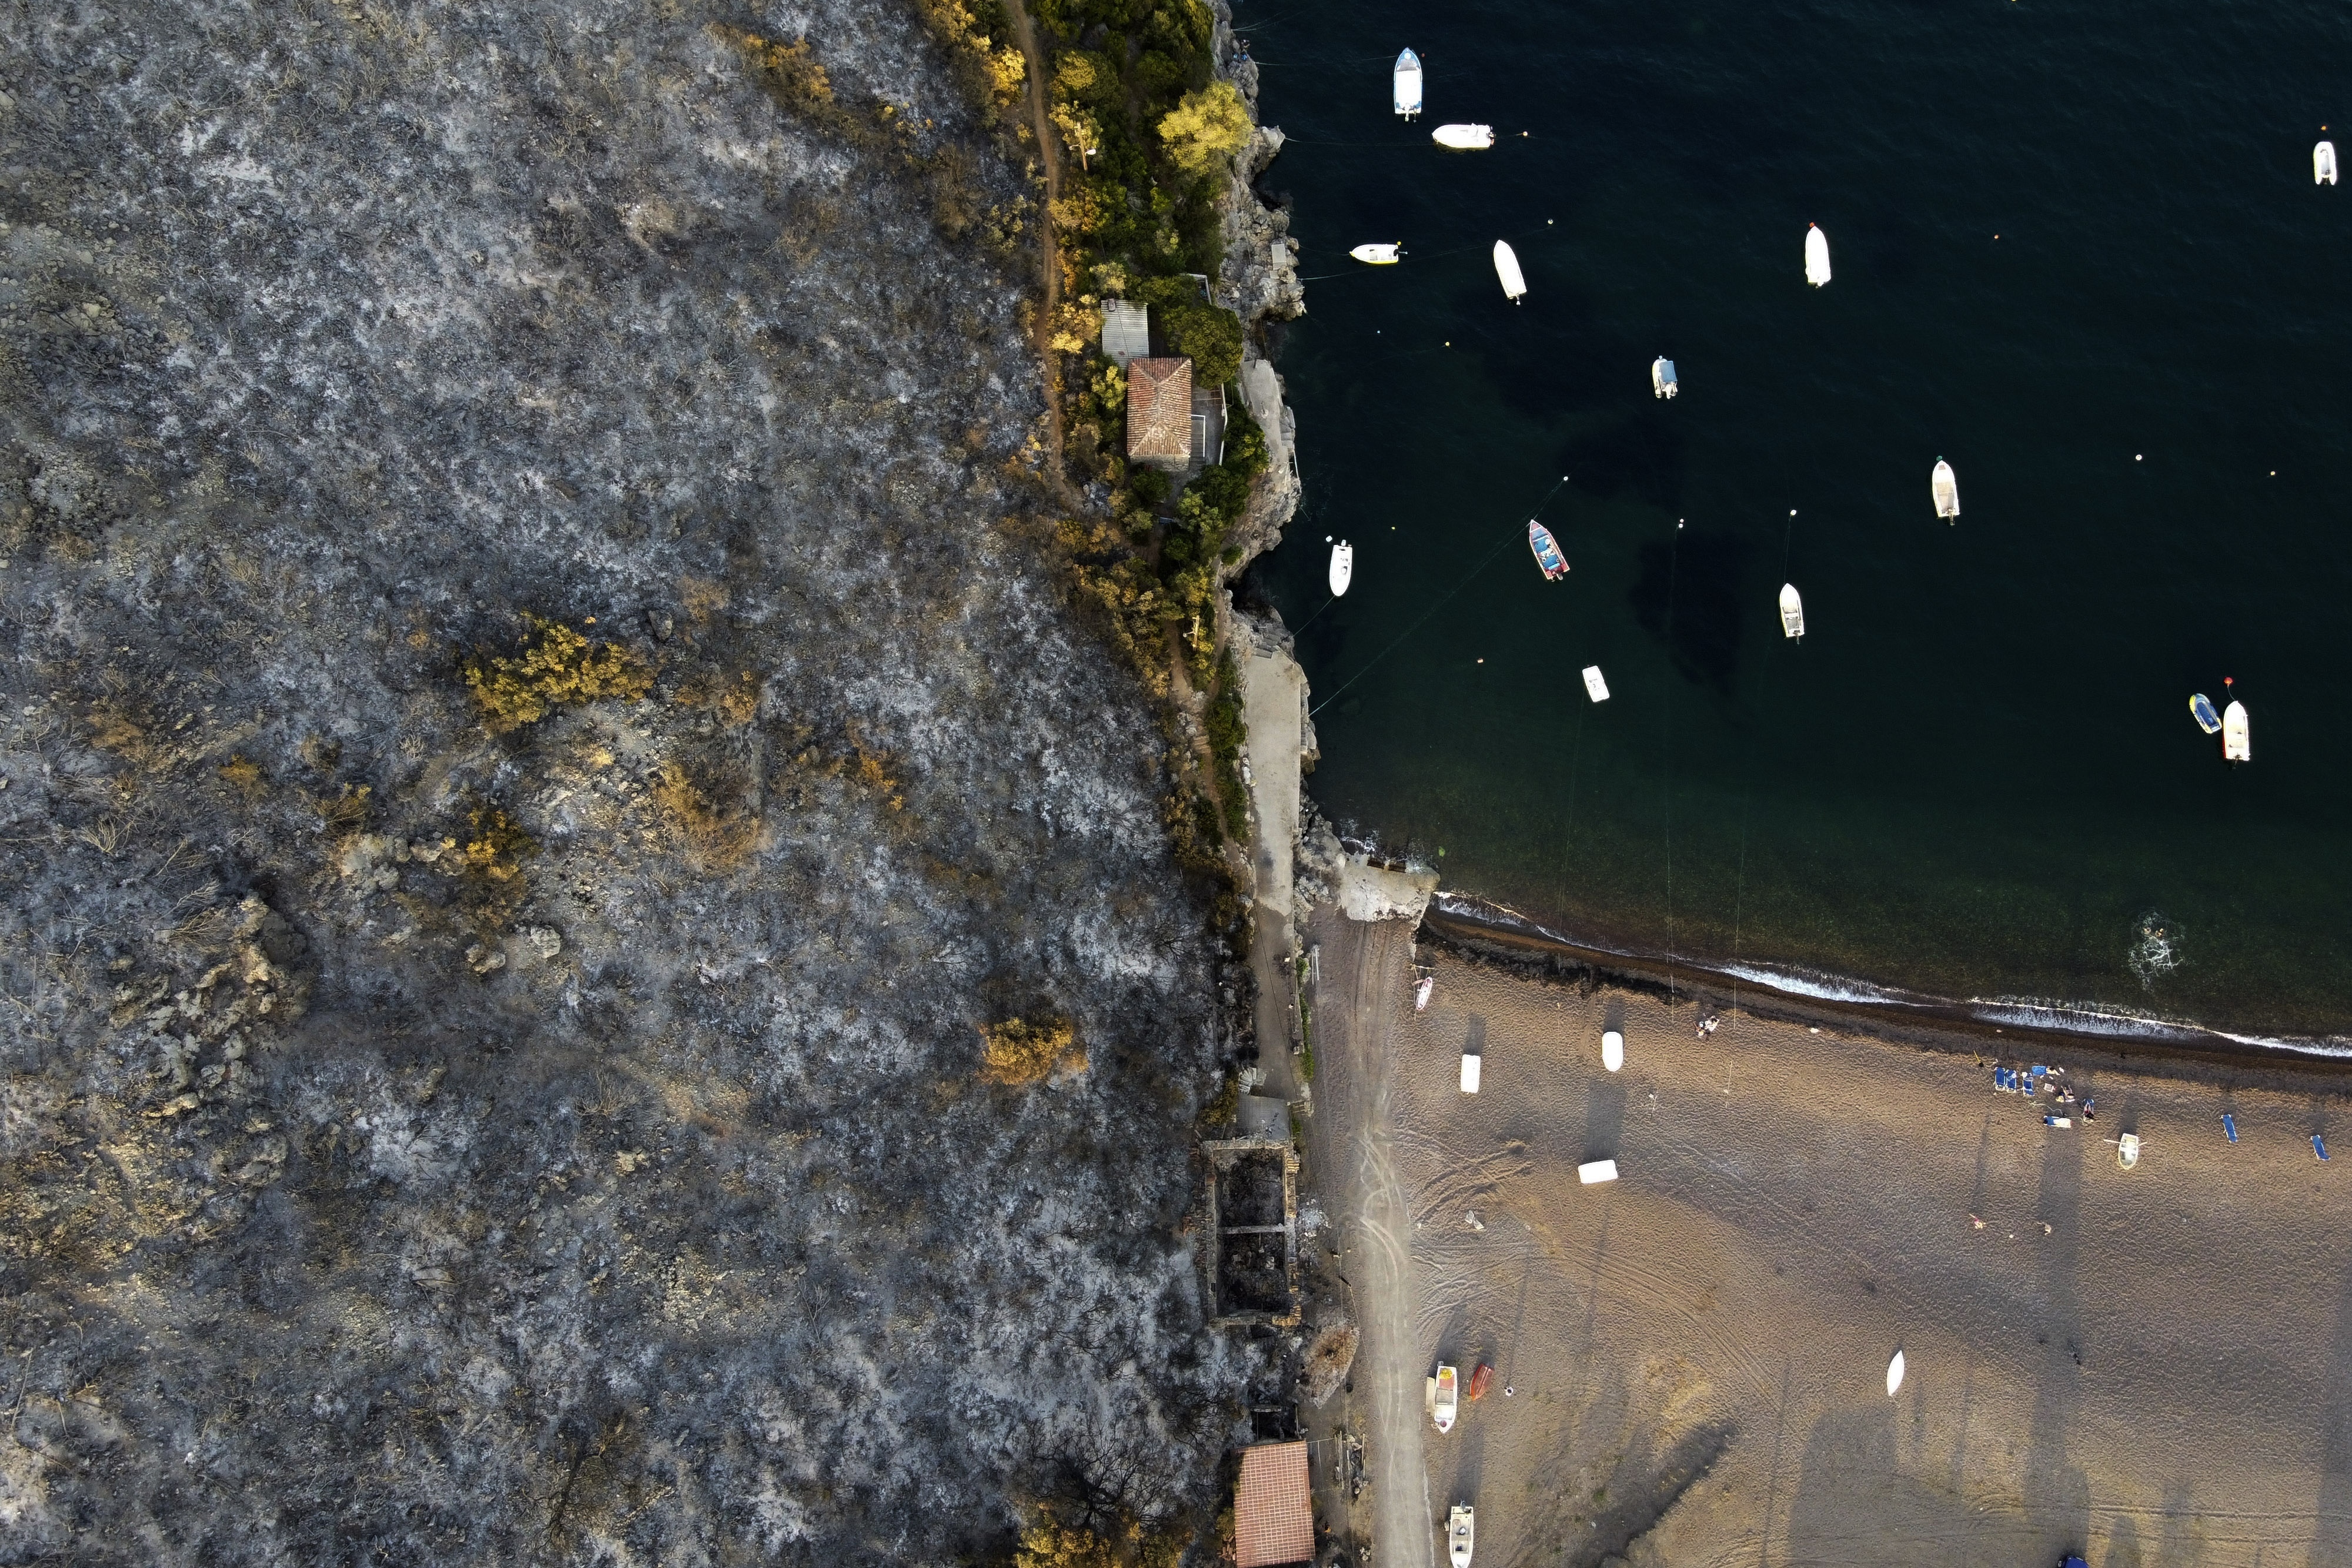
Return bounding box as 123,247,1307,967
1155,80,1250,178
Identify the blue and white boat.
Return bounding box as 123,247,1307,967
2190,693,2221,734
1394,49,1422,118
1527,519,1568,579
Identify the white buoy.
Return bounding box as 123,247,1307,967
1932,459,1960,521
1493,240,1527,302
2318,141,2338,186
1887,1349,1906,1397
1805,223,1832,287
1601,1029,1625,1072
1329,540,1354,596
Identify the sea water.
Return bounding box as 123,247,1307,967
1247,0,2352,1037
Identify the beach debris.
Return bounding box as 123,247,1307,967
1886,1349,1906,1396
1299,1323,1359,1405
1494,240,1528,302
1582,666,1610,703
1602,1029,1625,1072
1805,223,1832,286
1577,1158,1619,1185
1464,1209,1484,1230
1969,1213,1986,1229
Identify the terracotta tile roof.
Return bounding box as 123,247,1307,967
1234,1441,1313,1567
1125,356,1193,463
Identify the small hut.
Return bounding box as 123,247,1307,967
1125,356,1193,470
1233,1441,1314,1568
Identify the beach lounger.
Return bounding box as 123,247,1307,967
2317,1134,2331,1162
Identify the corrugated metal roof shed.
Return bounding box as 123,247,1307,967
1234,1440,1314,1568
1125,356,1192,467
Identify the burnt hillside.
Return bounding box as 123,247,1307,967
0,1,1261,1561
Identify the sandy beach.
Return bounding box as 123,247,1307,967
1303,910,2352,1567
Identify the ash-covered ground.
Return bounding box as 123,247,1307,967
0,1,1268,1561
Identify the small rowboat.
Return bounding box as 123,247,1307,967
2223,700,2250,761
1601,1029,1624,1072
1887,1350,1906,1397
1779,583,1805,640
1329,540,1353,595
1393,49,1422,118
1805,223,1832,286
2320,141,2339,185
1493,241,1527,302
2190,693,2221,734
2117,1132,2141,1170
1582,666,1609,703
1467,1363,1495,1401
1527,519,1568,579
1932,459,1960,521
1433,123,1494,150
1652,356,1677,399
1349,243,1403,265
1432,1364,1458,1432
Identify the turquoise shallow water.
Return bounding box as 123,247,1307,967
1248,0,2352,1037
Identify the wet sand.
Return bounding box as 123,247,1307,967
1338,938,2352,1567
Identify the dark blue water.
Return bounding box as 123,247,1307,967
1249,0,2352,1037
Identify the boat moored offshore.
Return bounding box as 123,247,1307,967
1394,49,1422,118
2223,700,2251,761
1652,356,1678,398
1448,1504,1476,1568
1932,459,1960,520
1779,583,1805,640
1493,240,1527,302
1526,519,1568,579
1349,243,1403,265
1329,540,1353,596
2320,140,2339,185
2190,693,2221,734
1582,666,1610,703
1805,223,1832,286
1433,123,1494,150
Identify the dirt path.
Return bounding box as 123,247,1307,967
999,0,1071,499
1304,904,1435,1568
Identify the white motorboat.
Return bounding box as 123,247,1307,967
1805,223,1832,286
1887,1350,1906,1397
1492,240,1526,302
1433,123,1494,150
1601,1029,1624,1072
2320,140,2338,185
1329,540,1353,595
1448,1504,1476,1568
1652,356,1677,399
1432,1364,1458,1432
1932,459,1960,521
1393,49,1422,118
2223,700,2250,761
1779,583,1805,640
1349,243,1403,265
1582,666,1609,703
